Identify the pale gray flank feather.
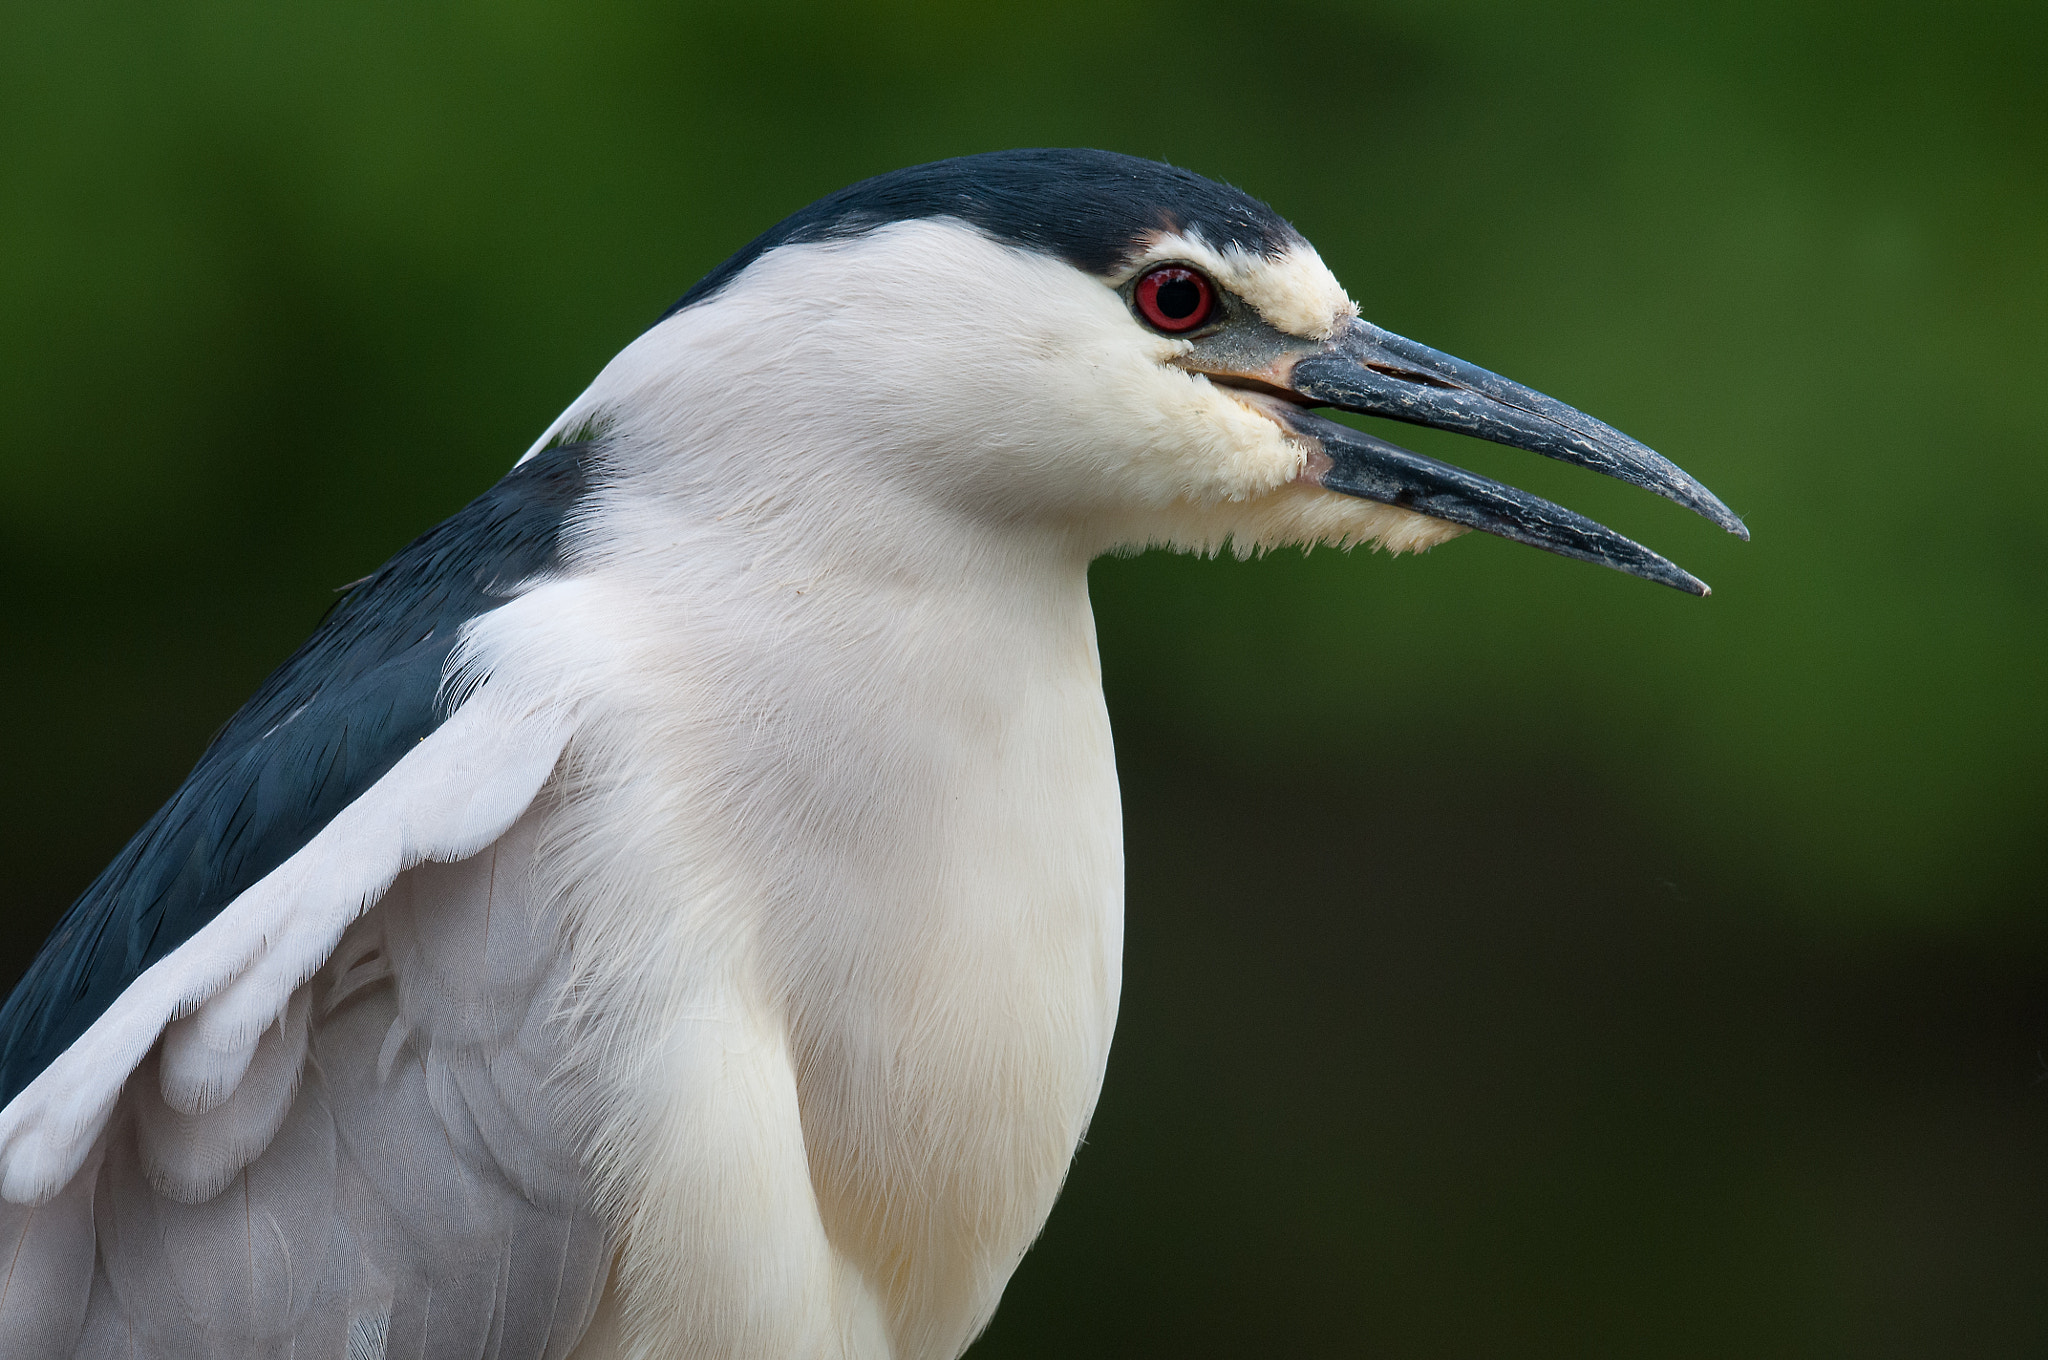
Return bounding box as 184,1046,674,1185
0,804,611,1358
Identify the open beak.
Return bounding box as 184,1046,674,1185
1188,316,1746,595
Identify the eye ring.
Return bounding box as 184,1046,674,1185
1132,265,1216,333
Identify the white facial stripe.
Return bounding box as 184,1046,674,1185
1125,231,1357,340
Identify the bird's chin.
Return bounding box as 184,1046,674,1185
1113,384,1464,559
1133,483,1468,561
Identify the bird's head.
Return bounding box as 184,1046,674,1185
537,150,1744,593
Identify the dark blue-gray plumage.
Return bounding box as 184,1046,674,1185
0,445,591,1106
663,148,1302,317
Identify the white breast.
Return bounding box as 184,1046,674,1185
486,374,1128,1358
498,538,1122,1360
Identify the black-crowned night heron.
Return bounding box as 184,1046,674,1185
0,150,1743,1359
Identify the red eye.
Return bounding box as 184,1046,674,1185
1133,266,1215,333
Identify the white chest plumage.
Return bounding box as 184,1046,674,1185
494,515,1123,1360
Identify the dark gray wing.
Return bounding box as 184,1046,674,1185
0,443,593,1106
0,442,612,1358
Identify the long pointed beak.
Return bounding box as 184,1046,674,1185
1292,319,1748,540
1184,316,1746,594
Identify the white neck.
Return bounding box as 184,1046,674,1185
484,406,1126,1357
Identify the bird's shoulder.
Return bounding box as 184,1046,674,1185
0,441,595,1107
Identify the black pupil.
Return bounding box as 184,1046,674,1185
1154,275,1202,320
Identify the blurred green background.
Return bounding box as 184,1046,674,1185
3,1,2043,1354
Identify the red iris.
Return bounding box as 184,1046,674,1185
1133,266,1216,333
